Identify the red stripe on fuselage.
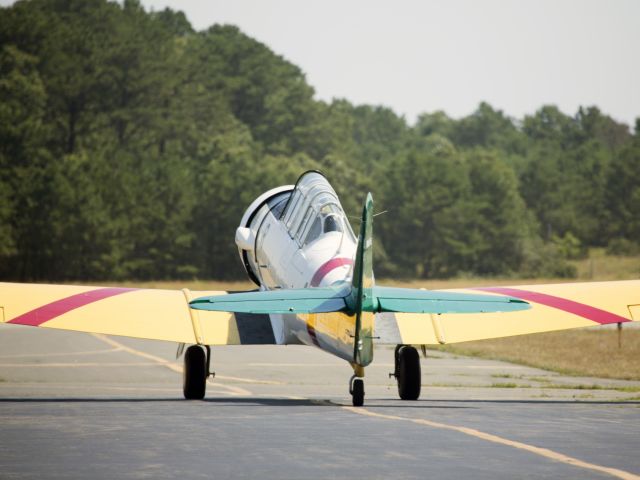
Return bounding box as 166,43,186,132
475,286,630,325
8,287,138,326
310,257,353,287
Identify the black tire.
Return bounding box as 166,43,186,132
183,345,206,400
397,345,421,400
352,378,365,407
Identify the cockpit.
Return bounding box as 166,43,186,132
236,170,357,289
280,171,355,248
303,205,343,246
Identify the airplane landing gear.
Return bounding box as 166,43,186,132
183,345,212,400
391,345,421,400
349,375,365,407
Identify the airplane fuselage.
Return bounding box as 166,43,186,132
234,171,367,365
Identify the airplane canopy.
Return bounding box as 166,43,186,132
281,171,354,247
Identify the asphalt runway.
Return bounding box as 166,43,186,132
0,325,639,479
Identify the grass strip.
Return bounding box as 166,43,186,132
433,329,640,381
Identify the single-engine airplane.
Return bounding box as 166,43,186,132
1,171,639,406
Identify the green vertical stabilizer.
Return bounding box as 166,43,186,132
347,193,375,366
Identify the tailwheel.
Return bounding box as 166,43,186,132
350,376,365,407
394,345,421,400
183,345,207,400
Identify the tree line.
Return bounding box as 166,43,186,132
1,0,638,281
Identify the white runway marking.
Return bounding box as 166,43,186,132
0,362,164,367
0,383,180,393
91,334,252,396
0,347,123,358
216,375,283,385
463,365,523,369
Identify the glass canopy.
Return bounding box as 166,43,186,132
281,171,354,247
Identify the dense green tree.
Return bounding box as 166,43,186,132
458,150,534,275
153,7,194,36
522,105,578,146
191,25,318,156
605,140,640,242
378,140,469,278
520,105,623,246
521,139,611,246
415,111,455,139
0,43,53,279
0,0,635,281
575,106,631,152
450,102,526,155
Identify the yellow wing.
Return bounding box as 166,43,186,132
0,282,276,345
4,280,639,346
383,280,640,345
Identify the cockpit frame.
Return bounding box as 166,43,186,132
279,171,354,248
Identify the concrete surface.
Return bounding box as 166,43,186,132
0,324,639,479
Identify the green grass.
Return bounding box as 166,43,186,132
434,329,640,381
537,384,640,393
571,249,640,281
525,376,554,383
490,382,522,388
64,251,638,292
542,384,605,390
612,386,640,393
379,250,640,287
426,381,640,393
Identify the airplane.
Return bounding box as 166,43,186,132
1,170,639,406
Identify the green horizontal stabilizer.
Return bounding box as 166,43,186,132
373,286,530,314
189,287,349,315
189,285,529,316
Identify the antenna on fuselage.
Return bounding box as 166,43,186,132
349,208,387,223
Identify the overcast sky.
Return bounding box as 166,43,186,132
4,0,640,127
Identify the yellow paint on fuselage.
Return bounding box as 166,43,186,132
358,311,375,365
297,312,373,366
298,310,375,367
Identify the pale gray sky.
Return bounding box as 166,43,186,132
141,0,640,127
4,0,640,127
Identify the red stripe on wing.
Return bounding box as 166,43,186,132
8,287,138,326
475,287,630,325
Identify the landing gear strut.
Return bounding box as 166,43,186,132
391,345,421,400
183,345,213,400
349,375,365,407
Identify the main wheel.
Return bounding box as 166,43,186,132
397,345,421,400
352,378,365,407
183,345,207,400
